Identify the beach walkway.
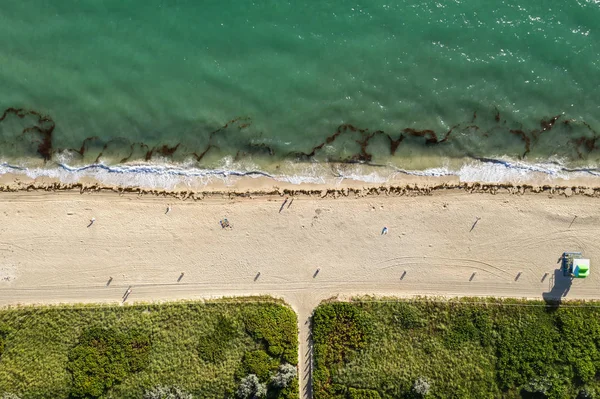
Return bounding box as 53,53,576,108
0,190,599,398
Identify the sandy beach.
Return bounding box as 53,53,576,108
1,187,599,397
1,187,599,305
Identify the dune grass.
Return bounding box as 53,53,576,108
0,298,298,399
312,298,600,399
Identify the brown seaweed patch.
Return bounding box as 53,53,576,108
509,129,531,158
0,108,55,161
387,134,405,156
2,106,599,166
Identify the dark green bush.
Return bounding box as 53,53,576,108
0,324,9,358
312,299,600,399
347,387,381,399
443,306,493,349
312,303,371,365
557,308,600,384
198,315,238,363
242,350,279,381
0,300,297,399
393,303,424,329
243,304,297,365
67,327,151,398
495,312,560,390
312,303,371,399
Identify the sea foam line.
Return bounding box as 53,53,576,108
0,157,599,189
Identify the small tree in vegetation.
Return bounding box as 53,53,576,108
271,363,297,388
241,350,279,380
412,377,431,397
143,385,193,399
237,374,267,399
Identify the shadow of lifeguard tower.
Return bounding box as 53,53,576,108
542,268,572,309
543,252,590,308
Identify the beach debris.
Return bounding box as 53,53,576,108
313,268,320,278
287,198,294,209
400,270,407,280
254,272,261,281
568,215,577,229
220,218,232,229
166,205,172,214
469,272,477,281
178,272,184,282
381,227,388,235
469,217,481,232
106,276,113,286
87,217,96,228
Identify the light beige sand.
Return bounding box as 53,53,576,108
1,189,598,303
0,189,599,397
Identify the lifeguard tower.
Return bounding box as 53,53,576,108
562,252,590,278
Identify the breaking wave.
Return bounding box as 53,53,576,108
1,156,600,190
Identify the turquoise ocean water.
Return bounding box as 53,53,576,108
1,0,600,186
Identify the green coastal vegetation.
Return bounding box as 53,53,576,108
0,298,298,399
312,298,600,399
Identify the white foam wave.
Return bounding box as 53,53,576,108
0,156,599,189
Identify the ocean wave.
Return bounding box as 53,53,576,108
0,157,599,189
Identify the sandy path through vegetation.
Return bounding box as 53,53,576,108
0,190,599,398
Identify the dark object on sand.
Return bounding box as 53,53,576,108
279,197,288,213
469,217,481,232
220,218,232,229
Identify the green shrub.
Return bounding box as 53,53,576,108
557,308,600,384
67,326,151,398
312,299,600,399
347,388,381,399
312,303,371,399
198,315,238,363
443,306,494,349
0,300,297,399
495,313,560,390
0,324,10,358
143,385,194,399
312,303,371,365
393,303,424,329
242,350,279,381
243,305,297,364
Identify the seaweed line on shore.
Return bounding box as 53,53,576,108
0,179,599,200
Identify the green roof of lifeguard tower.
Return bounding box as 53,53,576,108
573,259,590,278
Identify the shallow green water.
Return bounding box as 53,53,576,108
1,1,599,182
